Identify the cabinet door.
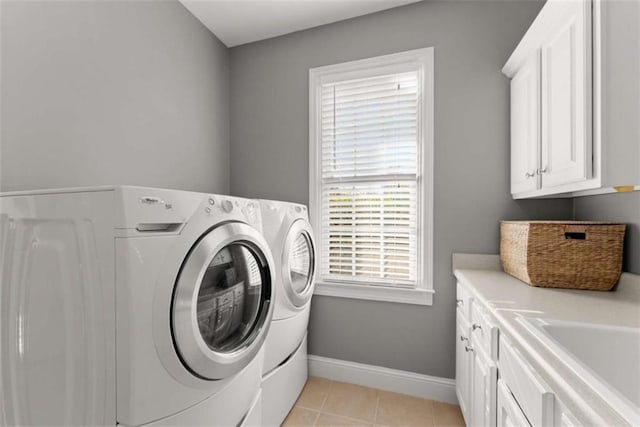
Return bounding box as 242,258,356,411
510,52,541,195
540,0,592,188
471,344,498,427
497,380,531,427
456,308,472,424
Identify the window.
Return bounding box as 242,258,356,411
309,48,434,305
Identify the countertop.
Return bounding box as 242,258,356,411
452,254,640,426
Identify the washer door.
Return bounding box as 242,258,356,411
282,219,316,308
172,222,274,380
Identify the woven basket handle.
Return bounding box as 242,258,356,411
564,225,587,240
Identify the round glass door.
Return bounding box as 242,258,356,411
282,219,316,307
289,233,313,293
172,222,274,380
196,243,265,353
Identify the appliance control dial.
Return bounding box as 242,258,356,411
221,200,234,213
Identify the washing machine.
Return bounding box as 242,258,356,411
257,199,316,426
0,186,274,426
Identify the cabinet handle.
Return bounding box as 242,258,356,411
525,171,537,178
465,345,475,353
472,324,482,331
456,298,463,306
537,167,548,175
460,335,468,342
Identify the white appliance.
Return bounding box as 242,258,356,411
0,186,275,426
257,199,316,426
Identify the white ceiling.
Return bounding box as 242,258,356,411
179,0,422,47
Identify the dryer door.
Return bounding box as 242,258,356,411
172,222,274,380
282,219,316,308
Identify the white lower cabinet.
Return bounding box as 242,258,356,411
497,380,531,427
470,341,498,427
557,404,580,427
498,337,555,427
456,285,498,427
456,307,472,424
456,281,576,427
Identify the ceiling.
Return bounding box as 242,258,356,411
179,0,422,47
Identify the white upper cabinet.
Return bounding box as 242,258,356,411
510,52,541,194
540,0,591,189
503,0,640,198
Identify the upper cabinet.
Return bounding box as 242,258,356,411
540,0,591,190
510,52,541,195
503,0,640,199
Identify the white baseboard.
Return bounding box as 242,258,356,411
308,355,458,405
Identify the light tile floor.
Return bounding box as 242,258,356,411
282,377,465,427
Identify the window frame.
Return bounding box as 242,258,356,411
308,47,434,306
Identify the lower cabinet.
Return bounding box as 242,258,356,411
456,308,472,422
498,336,555,427
456,296,497,427
471,341,498,426
497,380,531,427
456,280,574,427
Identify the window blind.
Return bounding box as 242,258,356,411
319,71,420,286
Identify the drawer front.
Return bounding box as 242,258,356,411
470,300,499,360
456,282,473,320
497,379,531,427
499,337,555,427
471,344,498,427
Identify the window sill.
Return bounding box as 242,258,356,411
313,282,433,306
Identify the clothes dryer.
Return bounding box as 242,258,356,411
0,186,275,426
257,199,316,426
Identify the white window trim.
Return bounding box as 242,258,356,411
308,47,434,306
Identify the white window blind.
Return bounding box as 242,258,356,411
319,71,420,287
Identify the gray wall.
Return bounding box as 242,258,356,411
574,192,640,274
229,0,574,378
1,0,229,193
8,0,630,383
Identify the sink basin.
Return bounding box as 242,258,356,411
519,317,640,425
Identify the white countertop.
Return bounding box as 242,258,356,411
453,255,640,426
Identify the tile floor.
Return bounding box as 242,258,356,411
282,377,466,427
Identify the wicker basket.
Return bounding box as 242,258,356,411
500,221,626,291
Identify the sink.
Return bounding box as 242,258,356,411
519,317,640,425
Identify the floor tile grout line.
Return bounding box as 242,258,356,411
311,408,320,427
318,409,377,425
315,383,379,425
318,379,332,413
295,403,322,411
318,404,375,424
374,392,380,425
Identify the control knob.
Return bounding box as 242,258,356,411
221,200,234,213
